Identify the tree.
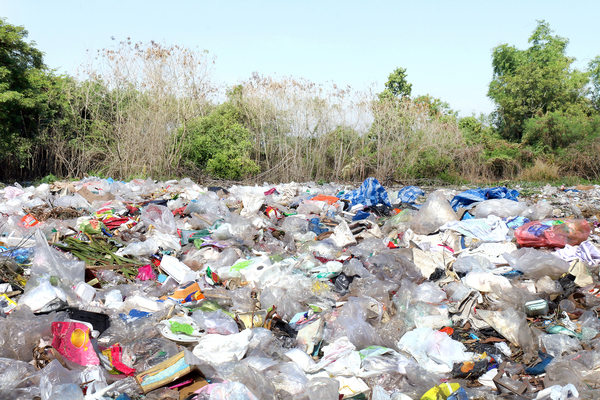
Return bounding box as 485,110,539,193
0,18,59,178
488,21,590,141
379,67,412,100
589,56,600,112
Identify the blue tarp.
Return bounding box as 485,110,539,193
450,187,519,211
341,177,392,207
397,186,425,208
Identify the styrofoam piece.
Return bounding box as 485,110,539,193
160,255,197,284
75,282,96,304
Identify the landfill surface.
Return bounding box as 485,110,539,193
1,177,599,400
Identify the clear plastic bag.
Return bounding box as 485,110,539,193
410,191,458,235
0,357,39,399
521,200,553,221
515,218,591,248
473,199,527,219
141,204,177,234
413,282,447,304
476,308,536,361
192,309,239,335
30,229,85,286
541,334,582,358
307,377,340,400
503,248,570,279
452,255,495,274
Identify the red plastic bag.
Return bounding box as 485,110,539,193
515,218,591,248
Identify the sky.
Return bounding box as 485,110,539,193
3,0,599,117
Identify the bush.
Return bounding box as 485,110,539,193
522,111,591,152
184,102,259,180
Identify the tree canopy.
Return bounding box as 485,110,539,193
488,20,591,141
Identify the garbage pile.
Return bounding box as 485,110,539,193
1,177,599,400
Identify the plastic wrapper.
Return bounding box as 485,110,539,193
503,248,570,279
514,218,591,248
473,199,528,219
382,209,418,234
410,191,458,235
52,193,90,210
141,204,177,234
196,382,259,400
0,308,67,361
116,238,159,257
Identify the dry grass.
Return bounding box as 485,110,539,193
519,159,560,181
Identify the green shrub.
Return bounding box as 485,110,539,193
184,102,259,180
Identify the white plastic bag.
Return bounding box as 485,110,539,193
192,329,253,364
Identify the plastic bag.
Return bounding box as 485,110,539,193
141,204,177,234
397,327,469,374
476,308,536,358
0,357,39,399
382,209,418,234
192,329,253,364
116,238,159,257
453,255,495,274
199,382,259,400
541,334,582,358
503,248,570,279
263,362,310,398
413,282,447,304
307,377,340,400
30,229,85,286
521,200,553,221
515,218,591,248
473,199,527,219
410,191,458,235
192,310,239,335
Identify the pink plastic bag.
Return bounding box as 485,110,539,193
51,321,100,366
515,219,591,248
136,264,157,281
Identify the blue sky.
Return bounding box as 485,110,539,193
3,0,599,116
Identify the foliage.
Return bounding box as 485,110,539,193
488,20,591,141
184,102,259,180
589,56,600,112
379,67,412,100
522,111,597,152
0,18,66,180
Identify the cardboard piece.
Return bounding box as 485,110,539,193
77,187,115,203
135,351,195,394
172,370,209,400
